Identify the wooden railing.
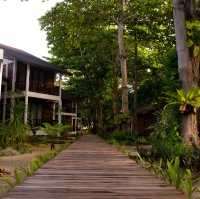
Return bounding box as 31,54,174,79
15,81,59,95
28,119,58,127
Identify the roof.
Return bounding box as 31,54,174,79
0,43,63,73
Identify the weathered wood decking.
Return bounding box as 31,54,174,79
2,135,187,199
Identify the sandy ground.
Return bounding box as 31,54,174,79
0,145,50,175
0,144,62,197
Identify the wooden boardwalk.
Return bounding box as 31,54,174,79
2,135,187,199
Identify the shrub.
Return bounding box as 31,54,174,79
151,105,187,159
166,157,182,188
14,168,25,185
0,102,29,149
166,157,194,198
41,123,70,137
110,130,135,145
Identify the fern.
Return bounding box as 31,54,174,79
166,88,200,114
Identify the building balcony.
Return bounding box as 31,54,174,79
15,81,59,96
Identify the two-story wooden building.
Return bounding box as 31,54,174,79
0,44,79,131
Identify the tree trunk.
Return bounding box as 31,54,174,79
132,41,138,134
173,0,199,146
117,0,129,113
112,64,118,117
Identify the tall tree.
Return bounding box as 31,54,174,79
117,0,129,113
173,0,200,146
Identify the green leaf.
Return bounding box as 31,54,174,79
193,46,200,57
186,39,194,47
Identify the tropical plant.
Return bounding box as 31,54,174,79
110,130,134,144
166,157,195,198
180,169,193,198
41,123,69,137
0,101,29,148
167,88,200,113
151,106,186,159
14,168,24,185
41,123,70,149
166,157,182,188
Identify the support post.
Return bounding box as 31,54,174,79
10,59,17,120
58,74,62,124
0,63,3,100
53,103,56,121
24,64,30,124
3,64,8,122
0,49,4,100
2,83,7,123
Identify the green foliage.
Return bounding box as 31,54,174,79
166,157,182,188
180,169,193,198
114,113,130,125
41,123,69,137
1,176,15,188
14,168,24,185
136,154,194,198
151,106,186,159
136,48,179,107
40,0,174,131
102,130,149,146
166,157,194,198
111,131,134,144
167,88,200,113
186,20,200,48
0,102,29,148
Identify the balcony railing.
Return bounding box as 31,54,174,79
62,105,76,113
15,81,59,96
28,119,58,127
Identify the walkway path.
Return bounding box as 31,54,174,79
3,135,187,199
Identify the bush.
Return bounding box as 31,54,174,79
166,157,194,198
0,102,29,149
151,105,187,159
41,123,70,137
99,129,149,146
110,131,135,145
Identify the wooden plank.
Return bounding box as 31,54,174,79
2,135,187,199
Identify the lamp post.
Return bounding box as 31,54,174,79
0,49,4,100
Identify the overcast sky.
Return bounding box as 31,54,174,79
0,0,62,60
